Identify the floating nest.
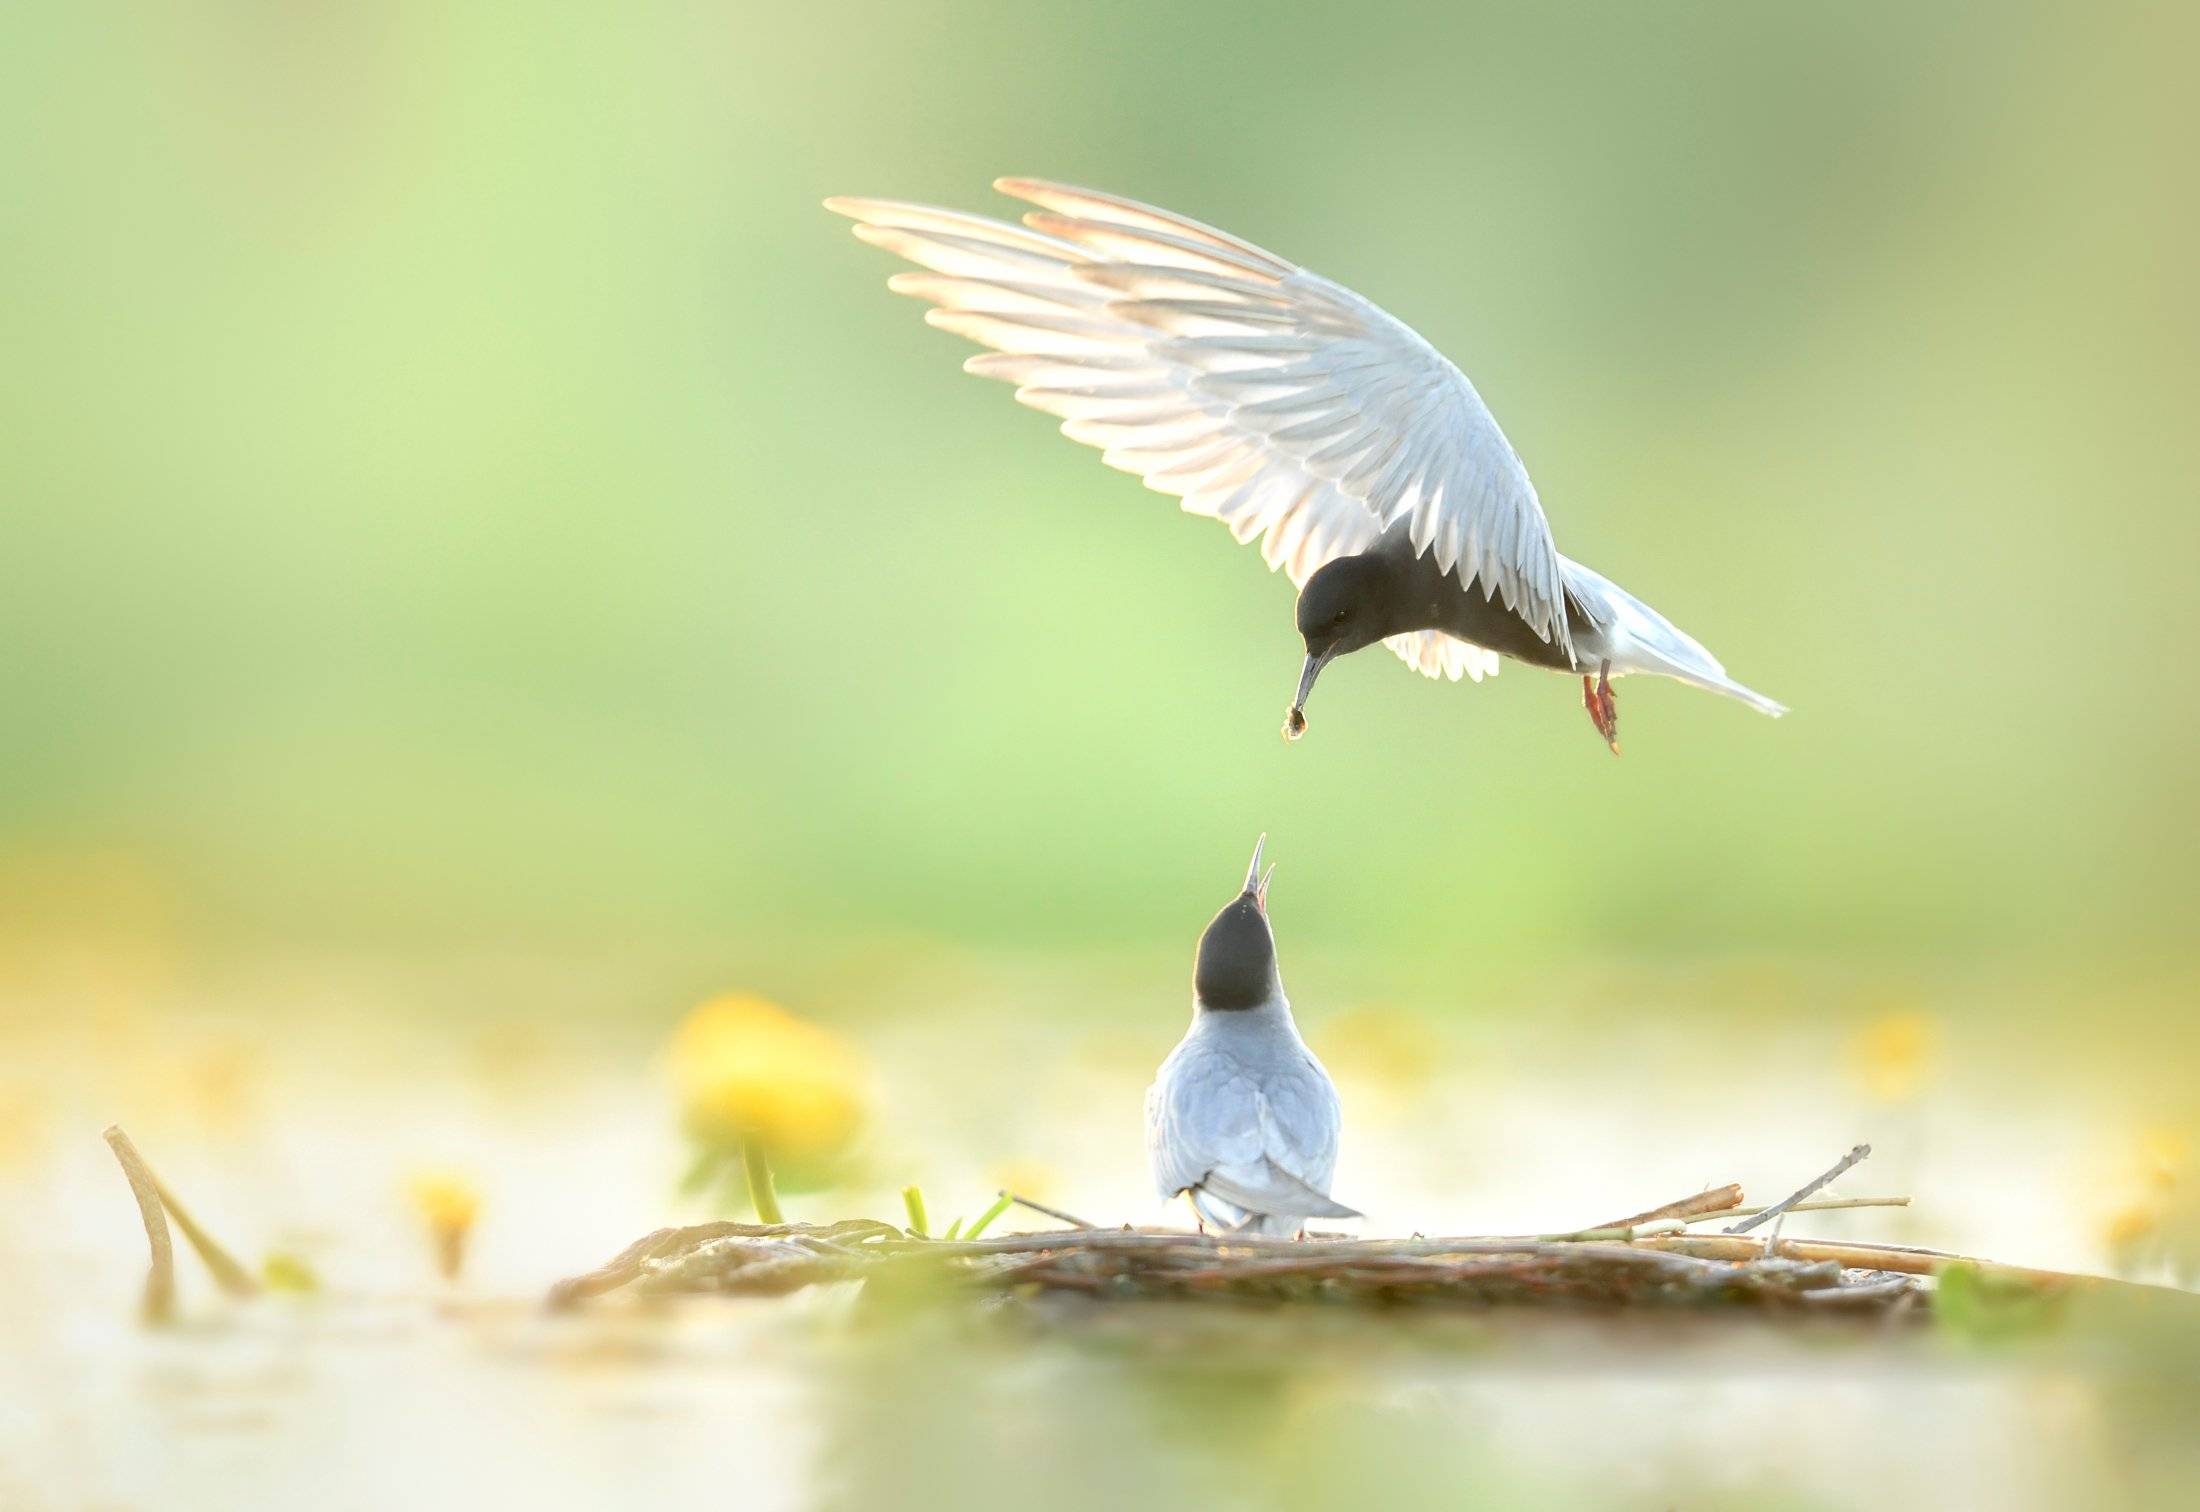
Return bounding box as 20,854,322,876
95,1127,2114,1327
545,1149,2093,1321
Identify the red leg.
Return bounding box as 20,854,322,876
1583,663,1620,755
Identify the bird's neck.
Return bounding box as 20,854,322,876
1351,548,1449,639
1193,990,1292,1025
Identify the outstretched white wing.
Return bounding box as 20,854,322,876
827,179,1573,672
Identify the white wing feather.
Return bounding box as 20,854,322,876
828,179,1574,669
1384,629,1501,683
1145,1036,1343,1217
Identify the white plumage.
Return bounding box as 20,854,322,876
827,178,1785,730
826,178,1565,677
1144,997,1350,1237
1143,837,1353,1237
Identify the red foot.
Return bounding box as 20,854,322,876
1582,666,1620,755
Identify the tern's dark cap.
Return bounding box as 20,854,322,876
1194,837,1280,1011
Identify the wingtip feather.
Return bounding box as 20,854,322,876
837,181,1566,634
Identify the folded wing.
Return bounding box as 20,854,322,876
1146,1044,1347,1221
1201,1160,1360,1221
827,179,1572,670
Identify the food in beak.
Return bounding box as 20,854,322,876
1285,650,1328,741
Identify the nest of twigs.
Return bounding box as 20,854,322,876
97,1127,2113,1327
546,1146,2089,1320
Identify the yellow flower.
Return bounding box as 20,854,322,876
408,1169,481,1230
669,994,866,1165
405,1168,482,1280
1849,1011,1935,1102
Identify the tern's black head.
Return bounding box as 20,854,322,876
1194,835,1281,1011
1296,556,1396,660
1286,557,1399,738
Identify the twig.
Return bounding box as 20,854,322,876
544,1218,900,1309
1595,1183,1744,1231
151,1172,259,1298
1000,1190,1099,1230
101,1124,261,1312
1637,1232,2086,1288
1762,1205,1789,1258
1726,1144,1870,1234
1537,1220,1689,1243
914,1231,1633,1261
1798,1275,1916,1304
1687,1196,1907,1224
103,1126,175,1325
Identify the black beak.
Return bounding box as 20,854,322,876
1284,647,1334,741
1241,834,1276,911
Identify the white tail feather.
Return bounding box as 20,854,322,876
1563,558,1786,717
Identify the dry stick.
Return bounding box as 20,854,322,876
1761,1205,1790,1258
1798,1275,1916,1304
1688,1196,1908,1224
1588,1187,1907,1240
545,1219,900,1310
1595,1183,1745,1231
1638,1232,2087,1289
102,1126,175,1324
591,1183,1890,1275
999,1190,1100,1230
1726,1144,1871,1235
885,1229,1830,1266
150,1172,259,1298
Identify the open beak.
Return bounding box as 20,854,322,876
1242,833,1267,898
1283,647,1334,741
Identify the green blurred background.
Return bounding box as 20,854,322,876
4,0,2196,987
5,5,2199,1506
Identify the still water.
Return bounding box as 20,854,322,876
2,957,2193,1509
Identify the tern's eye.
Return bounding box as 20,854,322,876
1331,609,1348,627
